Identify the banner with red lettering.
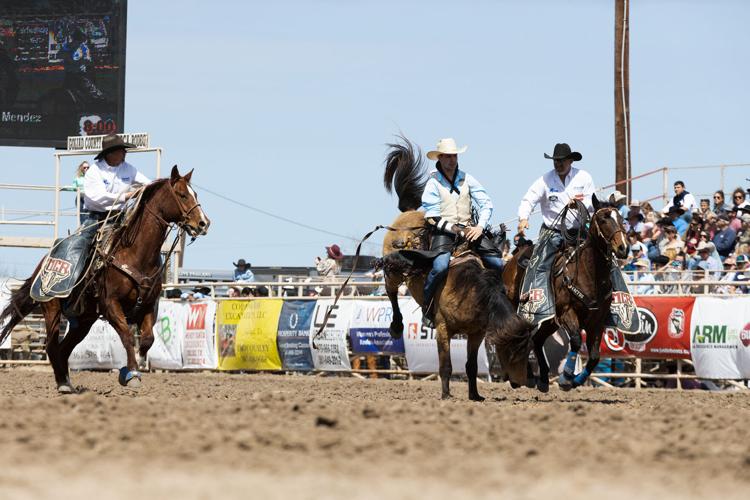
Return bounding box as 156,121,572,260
600,296,694,359
182,301,217,369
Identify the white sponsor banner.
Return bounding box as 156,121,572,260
148,300,186,370
309,299,352,371
69,319,127,370
399,298,489,375
0,288,11,350
182,301,217,369
67,132,150,151
690,297,750,379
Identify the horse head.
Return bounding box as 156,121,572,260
165,165,211,237
591,194,628,259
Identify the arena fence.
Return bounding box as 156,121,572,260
2,285,748,389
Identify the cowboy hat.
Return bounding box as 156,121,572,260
426,138,468,160
666,206,685,216
326,244,344,260
544,143,582,161
696,241,712,252
94,133,136,160
233,258,250,267
629,199,641,207
609,190,627,205
634,258,651,268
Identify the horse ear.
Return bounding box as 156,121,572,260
183,169,194,183
170,165,180,184
592,193,601,211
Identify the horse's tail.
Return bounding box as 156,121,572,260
470,266,533,385
384,135,427,212
0,265,41,347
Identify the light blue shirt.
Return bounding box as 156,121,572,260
421,169,493,228
234,268,255,282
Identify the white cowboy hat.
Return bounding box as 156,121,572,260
608,190,627,205
426,138,468,160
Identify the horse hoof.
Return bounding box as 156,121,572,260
537,381,549,393
118,368,142,387
510,381,521,389
57,384,74,394
558,382,573,392
441,393,452,400
389,322,403,339
469,394,485,402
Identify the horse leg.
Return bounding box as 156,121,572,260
436,322,452,400
55,314,98,392
41,301,72,392
384,274,404,339
532,322,556,393
574,325,602,388
105,300,142,388
466,333,485,402
557,312,582,392
138,307,156,366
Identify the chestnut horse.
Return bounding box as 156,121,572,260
502,198,628,392
381,137,532,400
0,166,210,392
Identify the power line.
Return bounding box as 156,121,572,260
192,183,381,248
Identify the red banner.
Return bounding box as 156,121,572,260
599,296,694,359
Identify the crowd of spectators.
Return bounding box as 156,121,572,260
610,181,750,294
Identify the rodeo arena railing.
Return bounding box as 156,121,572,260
1,159,749,390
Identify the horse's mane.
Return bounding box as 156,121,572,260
118,178,170,248
384,135,427,212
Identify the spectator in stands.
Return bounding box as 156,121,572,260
695,241,721,278
192,286,211,299
684,214,703,244
727,206,743,233
625,207,645,234
736,214,750,256
664,207,688,237
660,225,685,261
63,161,90,224
698,198,715,220
315,244,343,278
233,258,255,283
732,187,750,212
734,254,750,293
165,287,182,299
713,190,728,216
227,286,240,298
662,180,696,217
240,287,253,297
716,256,738,294
712,215,736,259
630,259,656,295
609,190,628,219
659,253,689,295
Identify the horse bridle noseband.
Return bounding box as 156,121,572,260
590,208,626,260
144,179,203,235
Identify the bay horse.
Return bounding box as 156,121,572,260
0,166,210,393
502,197,628,393
381,137,532,401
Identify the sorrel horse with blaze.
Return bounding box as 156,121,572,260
0,166,210,393
380,137,532,400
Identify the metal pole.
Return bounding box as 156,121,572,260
676,359,682,390
635,358,642,389
662,167,669,207
156,147,162,178
54,154,61,241
720,165,725,193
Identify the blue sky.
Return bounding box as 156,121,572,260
2,0,749,278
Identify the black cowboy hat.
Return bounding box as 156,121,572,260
667,206,685,216
233,258,250,267
95,133,135,160
544,143,582,162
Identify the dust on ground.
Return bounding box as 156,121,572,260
1,368,748,499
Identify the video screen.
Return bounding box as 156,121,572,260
0,0,127,148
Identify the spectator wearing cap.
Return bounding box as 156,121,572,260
664,206,688,237
727,206,742,233
662,181,697,219
233,258,255,283
315,244,343,279
712,215,736,259
716,256,739,294
609,190,629,219
630,259,656,295
694,241,721,278
713,190,729,216
628,232,648,261
625,207,645,234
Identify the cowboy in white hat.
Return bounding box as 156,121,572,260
420,138,503,328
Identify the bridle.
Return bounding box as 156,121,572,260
590,207,627,259
143,178,203,236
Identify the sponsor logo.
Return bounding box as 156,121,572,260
186,303,208,330
406,322,419,339
692,324,739,349
520,288,547,322
610,291,636,330
625,307,657,345
741,323,750,348
40,257,72,294
603,327,625,352
668,308,685,339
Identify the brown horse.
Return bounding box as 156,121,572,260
381,137,532,400
0,166,210,392
502,197,628,392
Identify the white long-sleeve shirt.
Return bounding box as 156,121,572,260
661,192,697,214
83,159,150,212
517,167,596,229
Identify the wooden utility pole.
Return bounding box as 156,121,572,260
614,0,631,199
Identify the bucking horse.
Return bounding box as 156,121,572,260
0,166,210,393
379,137,532,400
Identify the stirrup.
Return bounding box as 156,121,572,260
421,305,435,329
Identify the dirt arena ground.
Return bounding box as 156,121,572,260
1,367,748,500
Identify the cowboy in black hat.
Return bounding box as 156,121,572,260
29,134,150,302
233,258,255,282
515,143,595,328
